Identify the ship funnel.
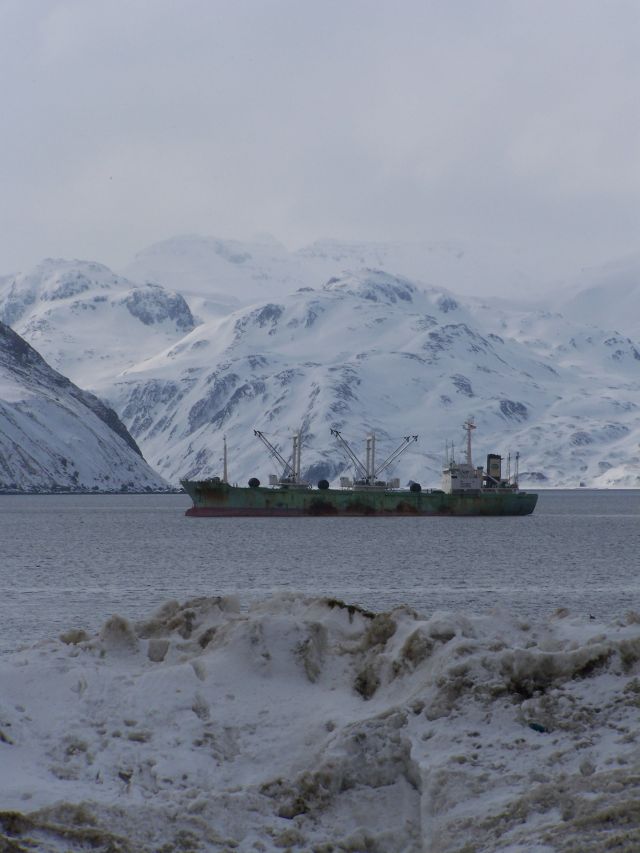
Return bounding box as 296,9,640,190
486,453,501,481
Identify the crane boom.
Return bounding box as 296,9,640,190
330,429,369,480
331,430,418,483
254,430,295,479
374,435,418,477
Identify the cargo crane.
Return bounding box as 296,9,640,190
330,429,418,489
253,430,309,488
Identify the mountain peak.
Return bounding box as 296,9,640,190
0,259,196,391
322,270,416,305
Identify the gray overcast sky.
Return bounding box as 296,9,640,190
1,0,639,281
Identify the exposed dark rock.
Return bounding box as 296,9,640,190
437,295,458,313
451,374,474,397
187,374,240,433
121,285,195,332
323,271,415,304
499,400,529,421
571,431,593,446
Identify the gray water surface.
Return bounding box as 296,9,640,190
1,490,639,652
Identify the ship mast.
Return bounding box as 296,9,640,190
223,434,228,484
365,434,375,482
463,419,476,467
293,432,302,481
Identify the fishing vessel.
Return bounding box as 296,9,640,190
181,422,538,517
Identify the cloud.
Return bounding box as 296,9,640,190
0,0,639,289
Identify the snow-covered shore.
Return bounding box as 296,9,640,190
1,593,639,852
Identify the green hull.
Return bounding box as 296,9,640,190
181,479,538,517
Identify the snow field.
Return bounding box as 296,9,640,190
0,593,639,851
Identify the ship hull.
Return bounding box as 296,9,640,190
181,480,538,517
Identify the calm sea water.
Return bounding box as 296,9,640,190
1,490,639,652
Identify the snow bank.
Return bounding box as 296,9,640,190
0,594,639,851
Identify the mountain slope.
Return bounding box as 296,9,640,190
555,253,640,338
0,321,167,492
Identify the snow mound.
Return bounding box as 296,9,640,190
1,594,639,851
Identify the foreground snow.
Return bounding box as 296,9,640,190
1,594,639,852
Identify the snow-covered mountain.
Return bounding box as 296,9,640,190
3,244,640,490
123,233,550,319
0,258,195,390
124,234,305,320
0,321,166,492
104,269,640,488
